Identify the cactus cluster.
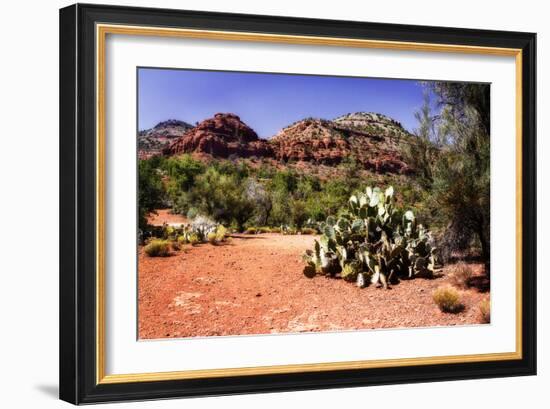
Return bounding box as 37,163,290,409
303,186,436,289
152,214,222,245
190,215,218,241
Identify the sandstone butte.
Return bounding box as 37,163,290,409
139,112,413,174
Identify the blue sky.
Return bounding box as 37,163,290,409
138,68,429,137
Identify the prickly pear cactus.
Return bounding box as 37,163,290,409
302,185,437,288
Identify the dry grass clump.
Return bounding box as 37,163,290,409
207,232,218,245
479,299,491,323
215,225,227,242
188,233,200,246
300,227,317,235
433,286,464,313
144,239,171,257
170,240,181,252
245,226,280,234
448,262,473,289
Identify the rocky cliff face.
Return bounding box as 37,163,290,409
158,112,413,175
271,113,412,174
163,113,273,158
333,112,409,139
138,119,193,159
270,118,350,165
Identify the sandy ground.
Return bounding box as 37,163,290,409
138,233,489,339
147,209,188,226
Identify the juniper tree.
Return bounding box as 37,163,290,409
429,82,491,273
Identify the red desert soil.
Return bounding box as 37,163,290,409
138,233,489,339
147,209,188,226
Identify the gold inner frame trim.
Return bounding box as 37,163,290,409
96,23,523,385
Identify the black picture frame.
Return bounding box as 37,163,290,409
59,3,536,405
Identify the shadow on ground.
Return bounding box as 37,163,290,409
34,384,58,399
468,275,491,293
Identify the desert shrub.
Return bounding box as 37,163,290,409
188,233,200,246
267,170,326,227
177,167,254,229
163,155,205,209
207,232,218,245
303,196,326,223
479,299,490,323
186,207,198,220
245,225,278,234
289,199,308,228
152,158,363,232
170,240,181,251
162,225,176,239
281,225,298,235
300,227,317,235
215,225,227,242
433,286,464,313
144,239,171,257
177,235,188,245
269,226,281,233
448,262,473,289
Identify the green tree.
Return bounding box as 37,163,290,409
267,170,298,226
402,91,440,188
138,159,165,230
429,82,491,272
180,167,253,229
244,178,272,226
162,155,205,212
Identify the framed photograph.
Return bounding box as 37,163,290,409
59,3,536,404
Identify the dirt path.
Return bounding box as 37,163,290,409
147,209,188,226
138,233,489,339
